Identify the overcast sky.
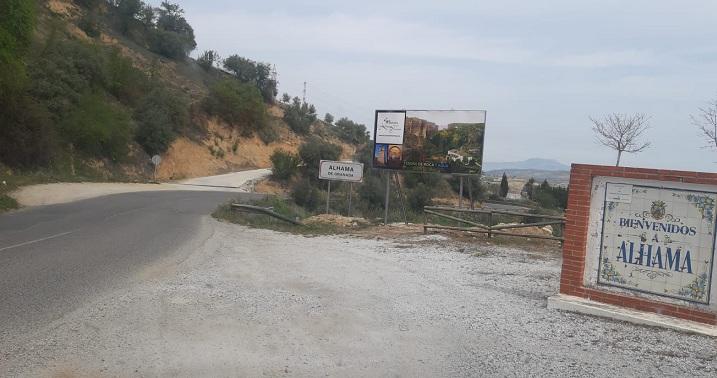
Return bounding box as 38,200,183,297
171,0,717,170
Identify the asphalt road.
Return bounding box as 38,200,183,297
0,190,263,345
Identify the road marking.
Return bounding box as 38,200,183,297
0,231,75,252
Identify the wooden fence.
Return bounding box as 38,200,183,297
423,206,566,242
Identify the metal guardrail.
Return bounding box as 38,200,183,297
423,206,566,242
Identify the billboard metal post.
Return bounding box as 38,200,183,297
458,176,464,208
348,183,353,217
468,177,474,210
392,172,408,225
326,181,331,214
384,173,390,225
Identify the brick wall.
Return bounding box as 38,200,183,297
560,164,717,325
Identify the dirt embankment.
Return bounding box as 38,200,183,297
158,116,358,181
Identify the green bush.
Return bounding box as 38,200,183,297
270,150,300,181
78,14,101,38
197,49,218,70
448,175,485,201
60,93,134,161
291,178,323,212
333,117,369,145
358,174,386,209
134,87,189,155
407,182,433,211
223,55,276,103
284,97,316,134
258,123,279,144
204,79,267,131
134,106,174,156
149,29,188,60
0,95,55,168
106,49,148,106
28,40,108,117
298,136,341,176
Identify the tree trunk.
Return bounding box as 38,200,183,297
615,150,622,166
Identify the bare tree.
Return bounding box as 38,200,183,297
691,97,717,150
590,113,651,166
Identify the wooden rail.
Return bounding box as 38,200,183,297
423,205,566,242
231,204,303,226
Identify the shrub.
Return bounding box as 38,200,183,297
149,28,188,60
257,122,279,144
0,95,55,168
298,136,341,175
333,117,369,145
78,14,101,38
134,87,189,155
223,55,276,102
60,93,134,161
291,178,323,212
448,175,485,201
357,174,386,209
204,79,267,131
407,183,433,211
106,49,148,106
197,49,218,70
284,97,316,135
270,150,300,181
28,40,108,117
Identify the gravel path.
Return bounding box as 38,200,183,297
2,219,715,377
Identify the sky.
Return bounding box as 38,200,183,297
169,0,717,170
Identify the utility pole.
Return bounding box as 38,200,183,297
302,81,307,103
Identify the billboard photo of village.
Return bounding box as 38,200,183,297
401,110,486,175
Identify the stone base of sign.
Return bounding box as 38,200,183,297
548,294,717,337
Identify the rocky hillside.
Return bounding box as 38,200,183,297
0,0,364,183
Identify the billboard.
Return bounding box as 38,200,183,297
373,110,486,175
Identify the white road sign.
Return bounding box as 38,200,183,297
151,155,162,166
319,160,364,182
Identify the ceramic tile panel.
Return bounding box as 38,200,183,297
597,183,716,304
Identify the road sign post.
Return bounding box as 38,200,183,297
151,155,162,182
318,160,364,216
326,180,331,214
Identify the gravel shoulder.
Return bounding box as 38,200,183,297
9,169,270,207
2,219,715,377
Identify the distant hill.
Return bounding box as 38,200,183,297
483,158,569,172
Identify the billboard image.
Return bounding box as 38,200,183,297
373,110,486,175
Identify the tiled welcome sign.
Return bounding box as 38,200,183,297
598,183,716,304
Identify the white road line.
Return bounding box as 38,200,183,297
0,231,75,252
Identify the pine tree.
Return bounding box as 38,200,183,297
499,173,509,198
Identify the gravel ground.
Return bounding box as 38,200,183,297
2,218,715,377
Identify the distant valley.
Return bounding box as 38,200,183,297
482,158,570,185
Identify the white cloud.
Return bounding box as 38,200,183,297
190,11,655,68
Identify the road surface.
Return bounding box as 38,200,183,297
1,170,268,362
1,170,715,376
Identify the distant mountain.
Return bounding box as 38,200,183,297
483,158,569,172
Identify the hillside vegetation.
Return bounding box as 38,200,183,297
0,0,368,190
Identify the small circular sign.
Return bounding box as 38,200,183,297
151,155,162,166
